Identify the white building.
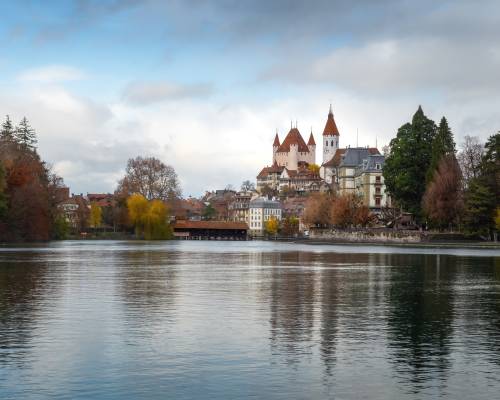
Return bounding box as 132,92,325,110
248,197,282,236
322,104,340,165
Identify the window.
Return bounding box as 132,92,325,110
326,141,328,146
375,176,381,183
376,163,381,170
375,187,381,194
331,140,334,147
375,197,381,206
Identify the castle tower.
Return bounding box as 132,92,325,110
307,129,316,165
272,131,280,164
289,142,298,171
322,104,340,164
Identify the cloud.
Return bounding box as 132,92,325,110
17,65,86,83
122,81,214,106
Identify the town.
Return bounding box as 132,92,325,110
1,105,497,243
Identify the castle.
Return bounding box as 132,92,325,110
257,105,340,193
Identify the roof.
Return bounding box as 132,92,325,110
173,220,248,230
340,147,381,167
257,163,285,179
323,106,340,136
360,154,385,172
307,132,316,146
249,197,282,209
273,133,280,147
276,127,310,153
322,148,346,167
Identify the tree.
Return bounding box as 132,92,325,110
202,203,216,220
265,216,279,237
383,106,436,220
240,180,255,192
15,117,37,150
89,202,103,229
126,193,172,239
0,115,14,141
303,193,333,227
281,216,299,236
463,133,499,238
308,163,320,174
260,184,277,198
426,116,455,183
457,135,483,186
422,155,463,229
0,164,7,219
117,156,181,201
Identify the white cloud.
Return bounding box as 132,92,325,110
122,81,214,106
17,65,86,83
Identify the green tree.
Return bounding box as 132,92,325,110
15,117,37,150
202,203,216,220
463,133,499,238
427,116,455,183
0,115,15,141
383,106,436,220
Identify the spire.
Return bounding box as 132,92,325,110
323,105,340,136
273,132,280,147
307,130,316,146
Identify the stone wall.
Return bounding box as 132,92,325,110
310,228,424,243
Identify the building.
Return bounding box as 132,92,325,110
248,197,282,236
173,220,248,240
336,147,381,194
228,191,255,222
322,104,340,164
273,125,316,170
354,154,389,212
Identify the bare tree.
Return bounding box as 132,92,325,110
240,180,255,192
117,156,181,201
457,135,483,187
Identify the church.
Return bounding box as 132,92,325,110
257,105,340,193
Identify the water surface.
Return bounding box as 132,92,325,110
1,241,499,399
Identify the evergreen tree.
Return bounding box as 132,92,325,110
463,132,499,238
15,117,37,149
0,115,15,141
426,116,456,183
383,106,437,220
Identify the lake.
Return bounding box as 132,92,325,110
0,240,499,399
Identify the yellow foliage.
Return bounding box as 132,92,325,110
308,163,320,174
127,194,171,239
89,202,102,228
495,207,500,231
265,216,279,236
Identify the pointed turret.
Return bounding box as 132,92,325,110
307,130,316,146
322,105,340,164
323,104,340,136
273,132,280,147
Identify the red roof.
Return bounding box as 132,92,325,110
323,107,340,136
173,220,248,230
273,133,280,147
322,148,346,167
257,163,285,179
307,132,316,146
277,127,309,153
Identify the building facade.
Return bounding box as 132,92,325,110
248,197,282,236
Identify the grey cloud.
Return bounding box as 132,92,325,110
122,81,214,106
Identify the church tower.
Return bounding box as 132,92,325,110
272,131,280,164
322,104,340,164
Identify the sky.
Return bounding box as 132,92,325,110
0,0,499,197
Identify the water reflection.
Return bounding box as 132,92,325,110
0,242,499,399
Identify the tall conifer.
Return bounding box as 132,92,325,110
15,117,37,149
0,115,15,140
426,116,455,183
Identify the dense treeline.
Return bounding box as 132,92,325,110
384,106,499,239
0,115,65,241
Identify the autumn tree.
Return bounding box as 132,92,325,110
457,135,483,187
308,163,320,174
330,194,373,228
422,155,463,229
117,156,181,201
265,216,279,237
89,203,103,229
303,193,333,227
384,106,436,220
126,193,172,239
0,164,7,219
281,216,299,237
